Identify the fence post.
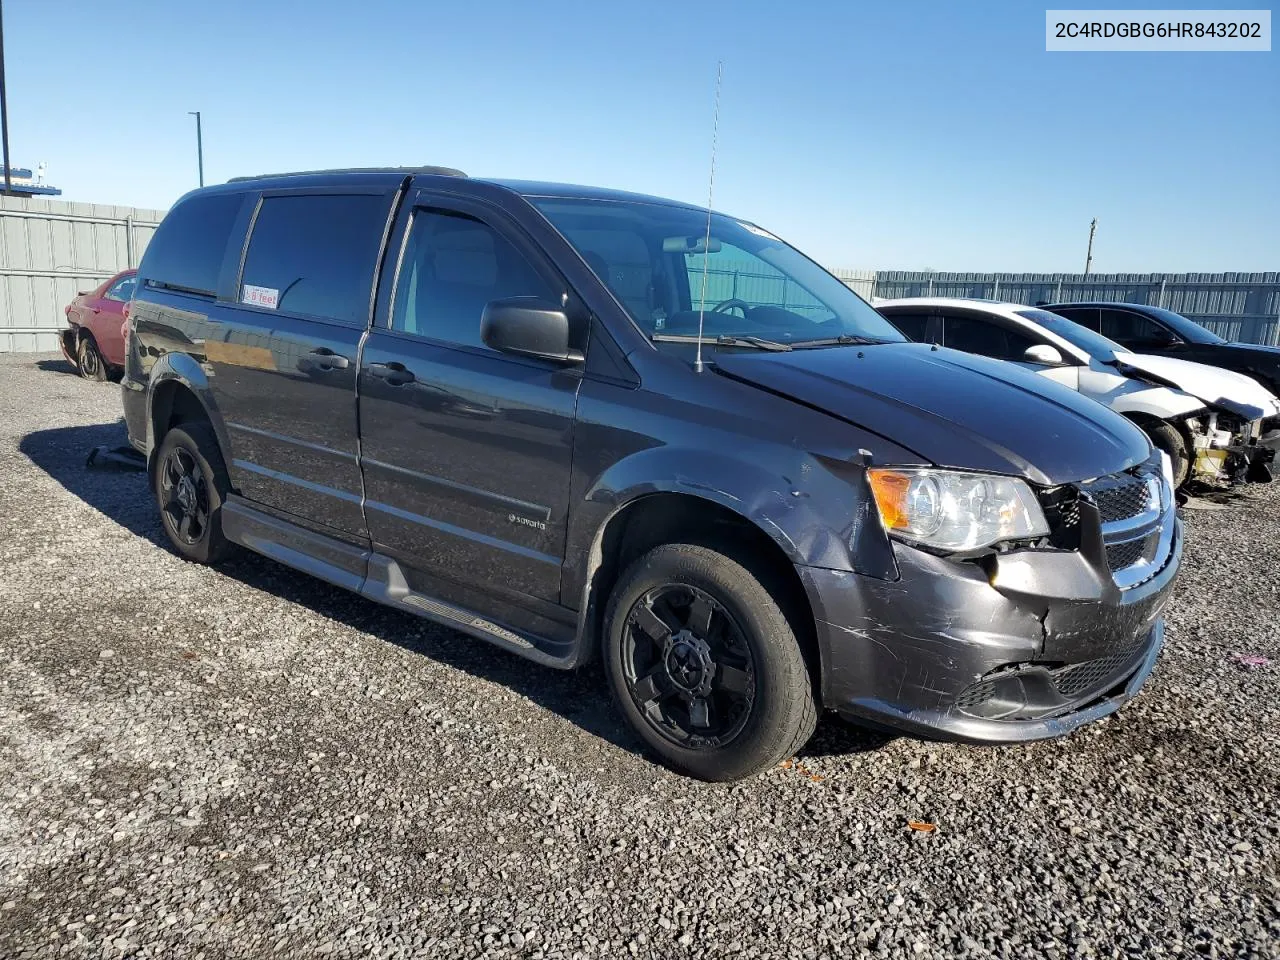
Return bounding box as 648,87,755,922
1055,279,1062,302
927,276,934,296
1157,278,1166,308
125,215,134,268
992,278,1000,301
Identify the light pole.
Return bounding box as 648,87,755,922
188,111,203,187
0,0,13,196
1083,217,1097,276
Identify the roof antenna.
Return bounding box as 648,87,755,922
693,60,723,374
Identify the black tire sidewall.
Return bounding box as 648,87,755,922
602,543,815,781
1146,422,1190,488
77,336,105,382
153,425,232,564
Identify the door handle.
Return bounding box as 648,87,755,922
307,348,350,370
367,361,415,386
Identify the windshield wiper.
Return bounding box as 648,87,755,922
791,334,890,347
652,333,792,352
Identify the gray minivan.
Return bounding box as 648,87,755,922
121,167,1181,780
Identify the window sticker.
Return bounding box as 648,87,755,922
242,284,279,309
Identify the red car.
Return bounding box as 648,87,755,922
59,269,137,380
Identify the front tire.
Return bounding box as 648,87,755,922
1144,421,1191,488
153,423,235,564
602,543,818,781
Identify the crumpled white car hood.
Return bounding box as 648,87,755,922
1116,352,1280,421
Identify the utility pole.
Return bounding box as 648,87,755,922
1083,217,1097,276
188,111,203,187
0,0,13,196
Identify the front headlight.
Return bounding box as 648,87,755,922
867,467,1049,552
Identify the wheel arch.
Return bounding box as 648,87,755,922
145,355,232,479
572,490,823,692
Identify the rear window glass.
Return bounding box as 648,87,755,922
141,193,244,296
241,194,391,325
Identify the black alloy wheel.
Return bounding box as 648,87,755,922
159,445,211,546
621,583,757,748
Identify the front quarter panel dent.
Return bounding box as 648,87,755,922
588,447,897,577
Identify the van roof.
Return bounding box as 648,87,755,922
216,168,710,214
227,165,468,182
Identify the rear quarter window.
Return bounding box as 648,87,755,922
141,193,245,296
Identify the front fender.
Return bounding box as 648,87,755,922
569,442,895,585
1106,382,1204,421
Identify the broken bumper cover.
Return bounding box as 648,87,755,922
800,519,1181,744
58,327,77,367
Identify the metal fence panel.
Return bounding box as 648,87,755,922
0,197,165,353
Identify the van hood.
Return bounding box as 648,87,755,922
713,342,1150,486
1116,352,1280,421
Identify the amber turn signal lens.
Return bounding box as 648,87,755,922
867,469,912,530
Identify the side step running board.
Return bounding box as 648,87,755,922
360,555,573,668
220,495,581,669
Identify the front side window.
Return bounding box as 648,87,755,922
391,209,558,349
531,198,903,346
1140,305,1224,344
241,194,390,326
1016,308,1124,362
942,313,1038,360
881,311,931,341
104,275,137,302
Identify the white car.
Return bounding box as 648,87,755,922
875,297,1280,487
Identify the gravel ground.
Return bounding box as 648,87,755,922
0,351,1277,960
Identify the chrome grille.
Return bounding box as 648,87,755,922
1082,474,1152,524
1077,466,1168,588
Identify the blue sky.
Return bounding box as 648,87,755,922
4,0,1276,271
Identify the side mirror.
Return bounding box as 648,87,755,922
481,297,583,364
1023,344,1065,365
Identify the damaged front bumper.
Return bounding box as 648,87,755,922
801,490,1181,743
1189,412,1275,484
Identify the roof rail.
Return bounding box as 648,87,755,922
227,165,467,183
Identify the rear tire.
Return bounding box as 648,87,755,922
153,423,235,564
602,543,818,782
77,334,107,382
1144,421,1191,488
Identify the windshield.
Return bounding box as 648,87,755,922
1140,304,1227,344
531,198,905,346
1016,308,1127,363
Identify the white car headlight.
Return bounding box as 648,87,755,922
867,468,1050,551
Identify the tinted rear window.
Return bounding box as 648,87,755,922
240,194,390,326
142,193,244,296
